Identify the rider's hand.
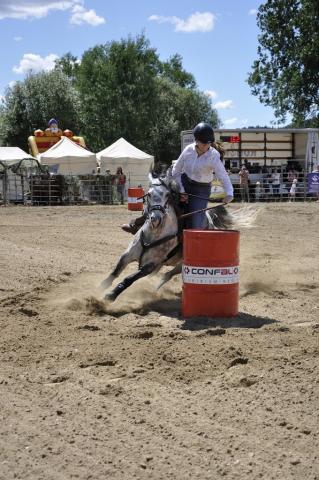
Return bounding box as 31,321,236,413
180,193,188,203
223,195,234,204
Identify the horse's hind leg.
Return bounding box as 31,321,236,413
105,262,156,301
157,262,182,290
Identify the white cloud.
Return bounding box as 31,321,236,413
0,1,79,20
13,53,59,74
70,5,105,26
223,117,238,126
204,90,218,100
14,36,23,41
214,100,234,109
149,12,215,33
249,9,258,15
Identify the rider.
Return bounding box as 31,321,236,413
121,122,233,233
172,122,233,229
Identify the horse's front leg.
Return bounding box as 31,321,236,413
100,237,142,291
157,261,182,290
105,262,157,301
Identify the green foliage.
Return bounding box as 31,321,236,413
54,52,80,84
76,33,220,162
2,33,220,161
248,0,319,126
160,54,197,89
1,70,81,151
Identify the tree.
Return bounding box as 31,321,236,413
2,70,81,150
76,34,220,162
160,54,196,89
54,52,80,84
248,0,319,126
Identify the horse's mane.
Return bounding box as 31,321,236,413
150,167,180,192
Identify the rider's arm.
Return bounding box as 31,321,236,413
212,154,234,200
171,153,186,193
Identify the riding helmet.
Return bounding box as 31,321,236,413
193,122,215,144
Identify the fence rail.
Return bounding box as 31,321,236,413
0,171,317,206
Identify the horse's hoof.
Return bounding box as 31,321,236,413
100,277,113,291
104,292,116,302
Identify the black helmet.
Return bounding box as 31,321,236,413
193,122,215,143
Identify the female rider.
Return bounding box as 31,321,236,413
172,122,233,229
121,122,233,233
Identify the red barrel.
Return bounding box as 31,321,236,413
127,187,144,211
182,230,240,317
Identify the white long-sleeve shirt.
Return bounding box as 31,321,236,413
172,143,233,196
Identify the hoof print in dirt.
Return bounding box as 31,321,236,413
99,384,123,397
133,331,154,340
77,324,101,331
19,307,38,317
228,356,249,368
200,328,226,336
51,375,69,384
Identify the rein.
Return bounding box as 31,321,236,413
179,202,226,219
140,230,178,250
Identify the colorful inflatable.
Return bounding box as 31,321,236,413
28,119,86,157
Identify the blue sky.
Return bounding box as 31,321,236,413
0,0,283,128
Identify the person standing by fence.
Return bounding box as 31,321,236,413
116,167,126,205
312,164,319,202
239,165,250,202
289,178,298,201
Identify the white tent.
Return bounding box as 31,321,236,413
97,137,153,190
0,147,36,167
39,136,97,175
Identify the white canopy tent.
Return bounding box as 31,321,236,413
97,137,154,190
39,136,97,175
0,147,42,203
0,147,37,168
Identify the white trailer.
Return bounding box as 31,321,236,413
181,128,319,173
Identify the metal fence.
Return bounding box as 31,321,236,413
0,170,317,206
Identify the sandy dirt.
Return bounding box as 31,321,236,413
0,203,318,480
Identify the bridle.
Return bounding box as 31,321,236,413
139,180,180,256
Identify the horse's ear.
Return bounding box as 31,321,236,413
148,171,157,184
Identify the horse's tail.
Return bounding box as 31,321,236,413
206,204,260,230
206,205,234,230
228,204,260,229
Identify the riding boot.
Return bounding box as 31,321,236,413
121,213,147,234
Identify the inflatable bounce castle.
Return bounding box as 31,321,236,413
28,118,86,157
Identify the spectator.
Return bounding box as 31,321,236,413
104,169,114,204
116,166,126,205
289,178,298,202
271,169,281,197
239,165,250,202
312,164,319,202
255,181,263,201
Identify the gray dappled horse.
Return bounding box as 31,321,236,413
100,170,234,301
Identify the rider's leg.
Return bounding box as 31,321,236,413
181,174,211,229
121,213,147,234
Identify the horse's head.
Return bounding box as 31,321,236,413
145,171,177,229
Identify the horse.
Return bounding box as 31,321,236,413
100,169,242,302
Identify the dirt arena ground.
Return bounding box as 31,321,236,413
0,203,318,480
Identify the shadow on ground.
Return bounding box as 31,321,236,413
180,312,277,331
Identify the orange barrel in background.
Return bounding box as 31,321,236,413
182,230,240,317
127,187,144,211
